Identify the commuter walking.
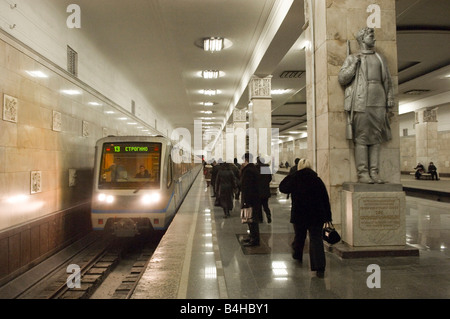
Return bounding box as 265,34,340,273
256,156,272,224
286,158,300,200
279,158,332,278
240,153,261,246
210,159,220,197
233,158,242,200
215,162,237,218
289,158,300,175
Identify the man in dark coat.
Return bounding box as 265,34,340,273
286,157,300,200
210,159,221,197
256,156,272,223
240,153,261,246
428,162,439,181
279,158,332,278
215,163,237,218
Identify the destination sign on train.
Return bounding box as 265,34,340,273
104,143,160,153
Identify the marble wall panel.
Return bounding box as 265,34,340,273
316,112,329,150
0,120,17,146
327,40,347,76
329,186,342,224
328,111,349,150
329,147,353,186
325,7,347,42
379,148,401,183
315,76,328,117
328,76,345,113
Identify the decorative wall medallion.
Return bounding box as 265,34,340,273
53,111,62,131
82,120,89,137
3,94,18,123
31,171,42,194
423,109,437,122
69,169,77,187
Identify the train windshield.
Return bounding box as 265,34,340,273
98,142,162,190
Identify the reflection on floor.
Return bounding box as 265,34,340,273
199,174,450,299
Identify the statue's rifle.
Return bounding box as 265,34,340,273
345,40,359,140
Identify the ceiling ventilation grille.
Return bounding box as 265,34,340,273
280,71,304,78
67,46,78,77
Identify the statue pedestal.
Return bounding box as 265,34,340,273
334,183,419,258
342,183,406,247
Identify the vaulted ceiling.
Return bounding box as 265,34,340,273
55,0,450,141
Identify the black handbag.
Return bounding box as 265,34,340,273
322,221,341,244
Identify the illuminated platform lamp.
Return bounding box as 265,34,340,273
204,37,223,52
197,37,233,53
195,36,232,53
201,70,224,79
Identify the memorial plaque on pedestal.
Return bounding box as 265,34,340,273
342,183,406,247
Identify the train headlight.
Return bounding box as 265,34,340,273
141,192,161,205
98,193,115,203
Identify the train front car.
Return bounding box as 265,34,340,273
91,136,174,237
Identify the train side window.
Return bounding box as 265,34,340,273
167,155,173,188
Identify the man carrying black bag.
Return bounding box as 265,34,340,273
279,158,332,278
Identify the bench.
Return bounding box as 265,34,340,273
410,172,433,180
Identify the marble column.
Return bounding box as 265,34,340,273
303,0,400,226
233,108,247,164
415,107,439,165
248,75,273,160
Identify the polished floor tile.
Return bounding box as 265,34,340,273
201,174,450,299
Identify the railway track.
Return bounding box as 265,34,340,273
0,231,161,299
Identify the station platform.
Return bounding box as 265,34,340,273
131,172,450,300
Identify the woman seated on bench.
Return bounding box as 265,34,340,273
414,163,425,180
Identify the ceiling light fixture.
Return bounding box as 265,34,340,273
203,37,224,52
200,89,220,96
196,37,233,52
202,70,220,79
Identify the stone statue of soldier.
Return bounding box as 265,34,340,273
338,27,394,184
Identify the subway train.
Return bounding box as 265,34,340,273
91,135,200,237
